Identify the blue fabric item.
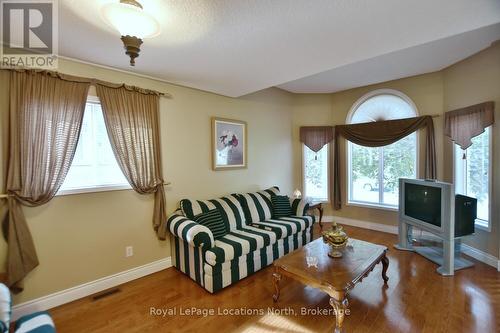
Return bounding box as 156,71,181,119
0,284,11,333
14,311,55,333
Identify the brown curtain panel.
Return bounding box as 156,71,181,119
444,101,494,150
299,126,334,152
333,115,436,210
3,70,90,288
95,85,167,239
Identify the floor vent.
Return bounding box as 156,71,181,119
91,288,121,301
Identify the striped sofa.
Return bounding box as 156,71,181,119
166,187,314,293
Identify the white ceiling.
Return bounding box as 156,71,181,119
60,0,500,97
278,23,500,94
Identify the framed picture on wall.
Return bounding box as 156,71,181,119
212,117,247,170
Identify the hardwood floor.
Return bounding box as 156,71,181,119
49,224,500,333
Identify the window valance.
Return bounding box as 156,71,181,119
333,115,436,210
2,68,170,97
299,126,334,152
444,101,494,150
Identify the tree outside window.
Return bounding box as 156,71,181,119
303,144,329,203
347,91,418,208
455,127,490,226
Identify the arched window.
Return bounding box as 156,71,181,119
347,90,418,208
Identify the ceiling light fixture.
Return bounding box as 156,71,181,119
102,0,160,66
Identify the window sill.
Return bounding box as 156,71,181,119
307,199,329,205
346,201,398,212
56,184,132,196
475,219,490,232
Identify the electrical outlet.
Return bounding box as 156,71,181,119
125,246,133,257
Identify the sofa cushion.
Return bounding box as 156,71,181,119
14,311,55,333
251,215,315,239
180,195,245,231
238,186,280,224
193,209,228,240
205,225,277,265
271,195,292,218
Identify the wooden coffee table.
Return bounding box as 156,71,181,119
272,238,389,332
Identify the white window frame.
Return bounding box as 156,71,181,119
57,183,132,196
452,127,492,232
57,96,132,196
346,89,419,210
302,143,330,204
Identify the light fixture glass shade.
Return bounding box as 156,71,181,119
293,189,302,199
102,2,160,38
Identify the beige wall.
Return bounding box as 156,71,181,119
291,94,335,192
0,59,296,304
442,43,500,257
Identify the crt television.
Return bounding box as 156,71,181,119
399,179,476,238
397,178,477,275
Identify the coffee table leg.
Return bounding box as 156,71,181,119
272,270,281,302
329,291,348,333
381,253,389,284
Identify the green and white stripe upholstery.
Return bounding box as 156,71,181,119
193,209,228,240
14,312,55,333
271,195,292,218
0,284,56,333
0,284,10,333
167,213,215,249
180,195,245,231
238,186,280,223
168,187,315,294
203,227,313,293
173,237,206,287
291,198,310,216
205,225,277,265
251,215,314,239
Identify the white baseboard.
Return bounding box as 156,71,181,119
323,215,398,235
324,216,499,271
12,257,172,321
460,244,499,270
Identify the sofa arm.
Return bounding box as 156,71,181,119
291,198,310,217
167,213,215,250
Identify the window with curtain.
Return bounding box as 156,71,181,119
303,144,329,203
454,127,491,230
347,91,418,208
58,97,130,194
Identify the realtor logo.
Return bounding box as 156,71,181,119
1,0,58,68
